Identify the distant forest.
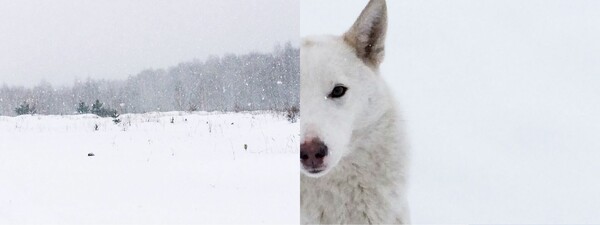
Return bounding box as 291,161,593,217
0,43,299,116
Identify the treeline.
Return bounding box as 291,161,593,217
0,43,299,116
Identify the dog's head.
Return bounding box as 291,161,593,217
300,0,389,177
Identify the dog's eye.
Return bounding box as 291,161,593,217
329,86,348,98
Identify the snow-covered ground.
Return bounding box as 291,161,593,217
302,1,600,224
0,111,299,224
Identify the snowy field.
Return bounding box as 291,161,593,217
0,112,299,223
302,1,600,224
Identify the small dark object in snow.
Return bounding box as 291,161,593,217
94,124,99,131
286,106,299,123
88,153,95,156
231,122,234,125
170,117,175,123
244,144,248,150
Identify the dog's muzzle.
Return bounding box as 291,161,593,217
300,138,328,173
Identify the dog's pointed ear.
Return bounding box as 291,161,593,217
344,0,387,68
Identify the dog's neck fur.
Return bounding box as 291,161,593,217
301,103,409,224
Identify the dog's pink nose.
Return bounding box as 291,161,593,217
300,138,328,170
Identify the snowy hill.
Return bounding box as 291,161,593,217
0,111,299,223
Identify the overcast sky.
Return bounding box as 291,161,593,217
0,0,299,87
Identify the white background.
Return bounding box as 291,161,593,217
302,1,600,223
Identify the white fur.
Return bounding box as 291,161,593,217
300,0,409,223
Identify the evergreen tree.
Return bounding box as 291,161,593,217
76,101,90,114
15,102,35,115
91,100,103,115
111,110,121,124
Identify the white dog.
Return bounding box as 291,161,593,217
300,0,409,223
